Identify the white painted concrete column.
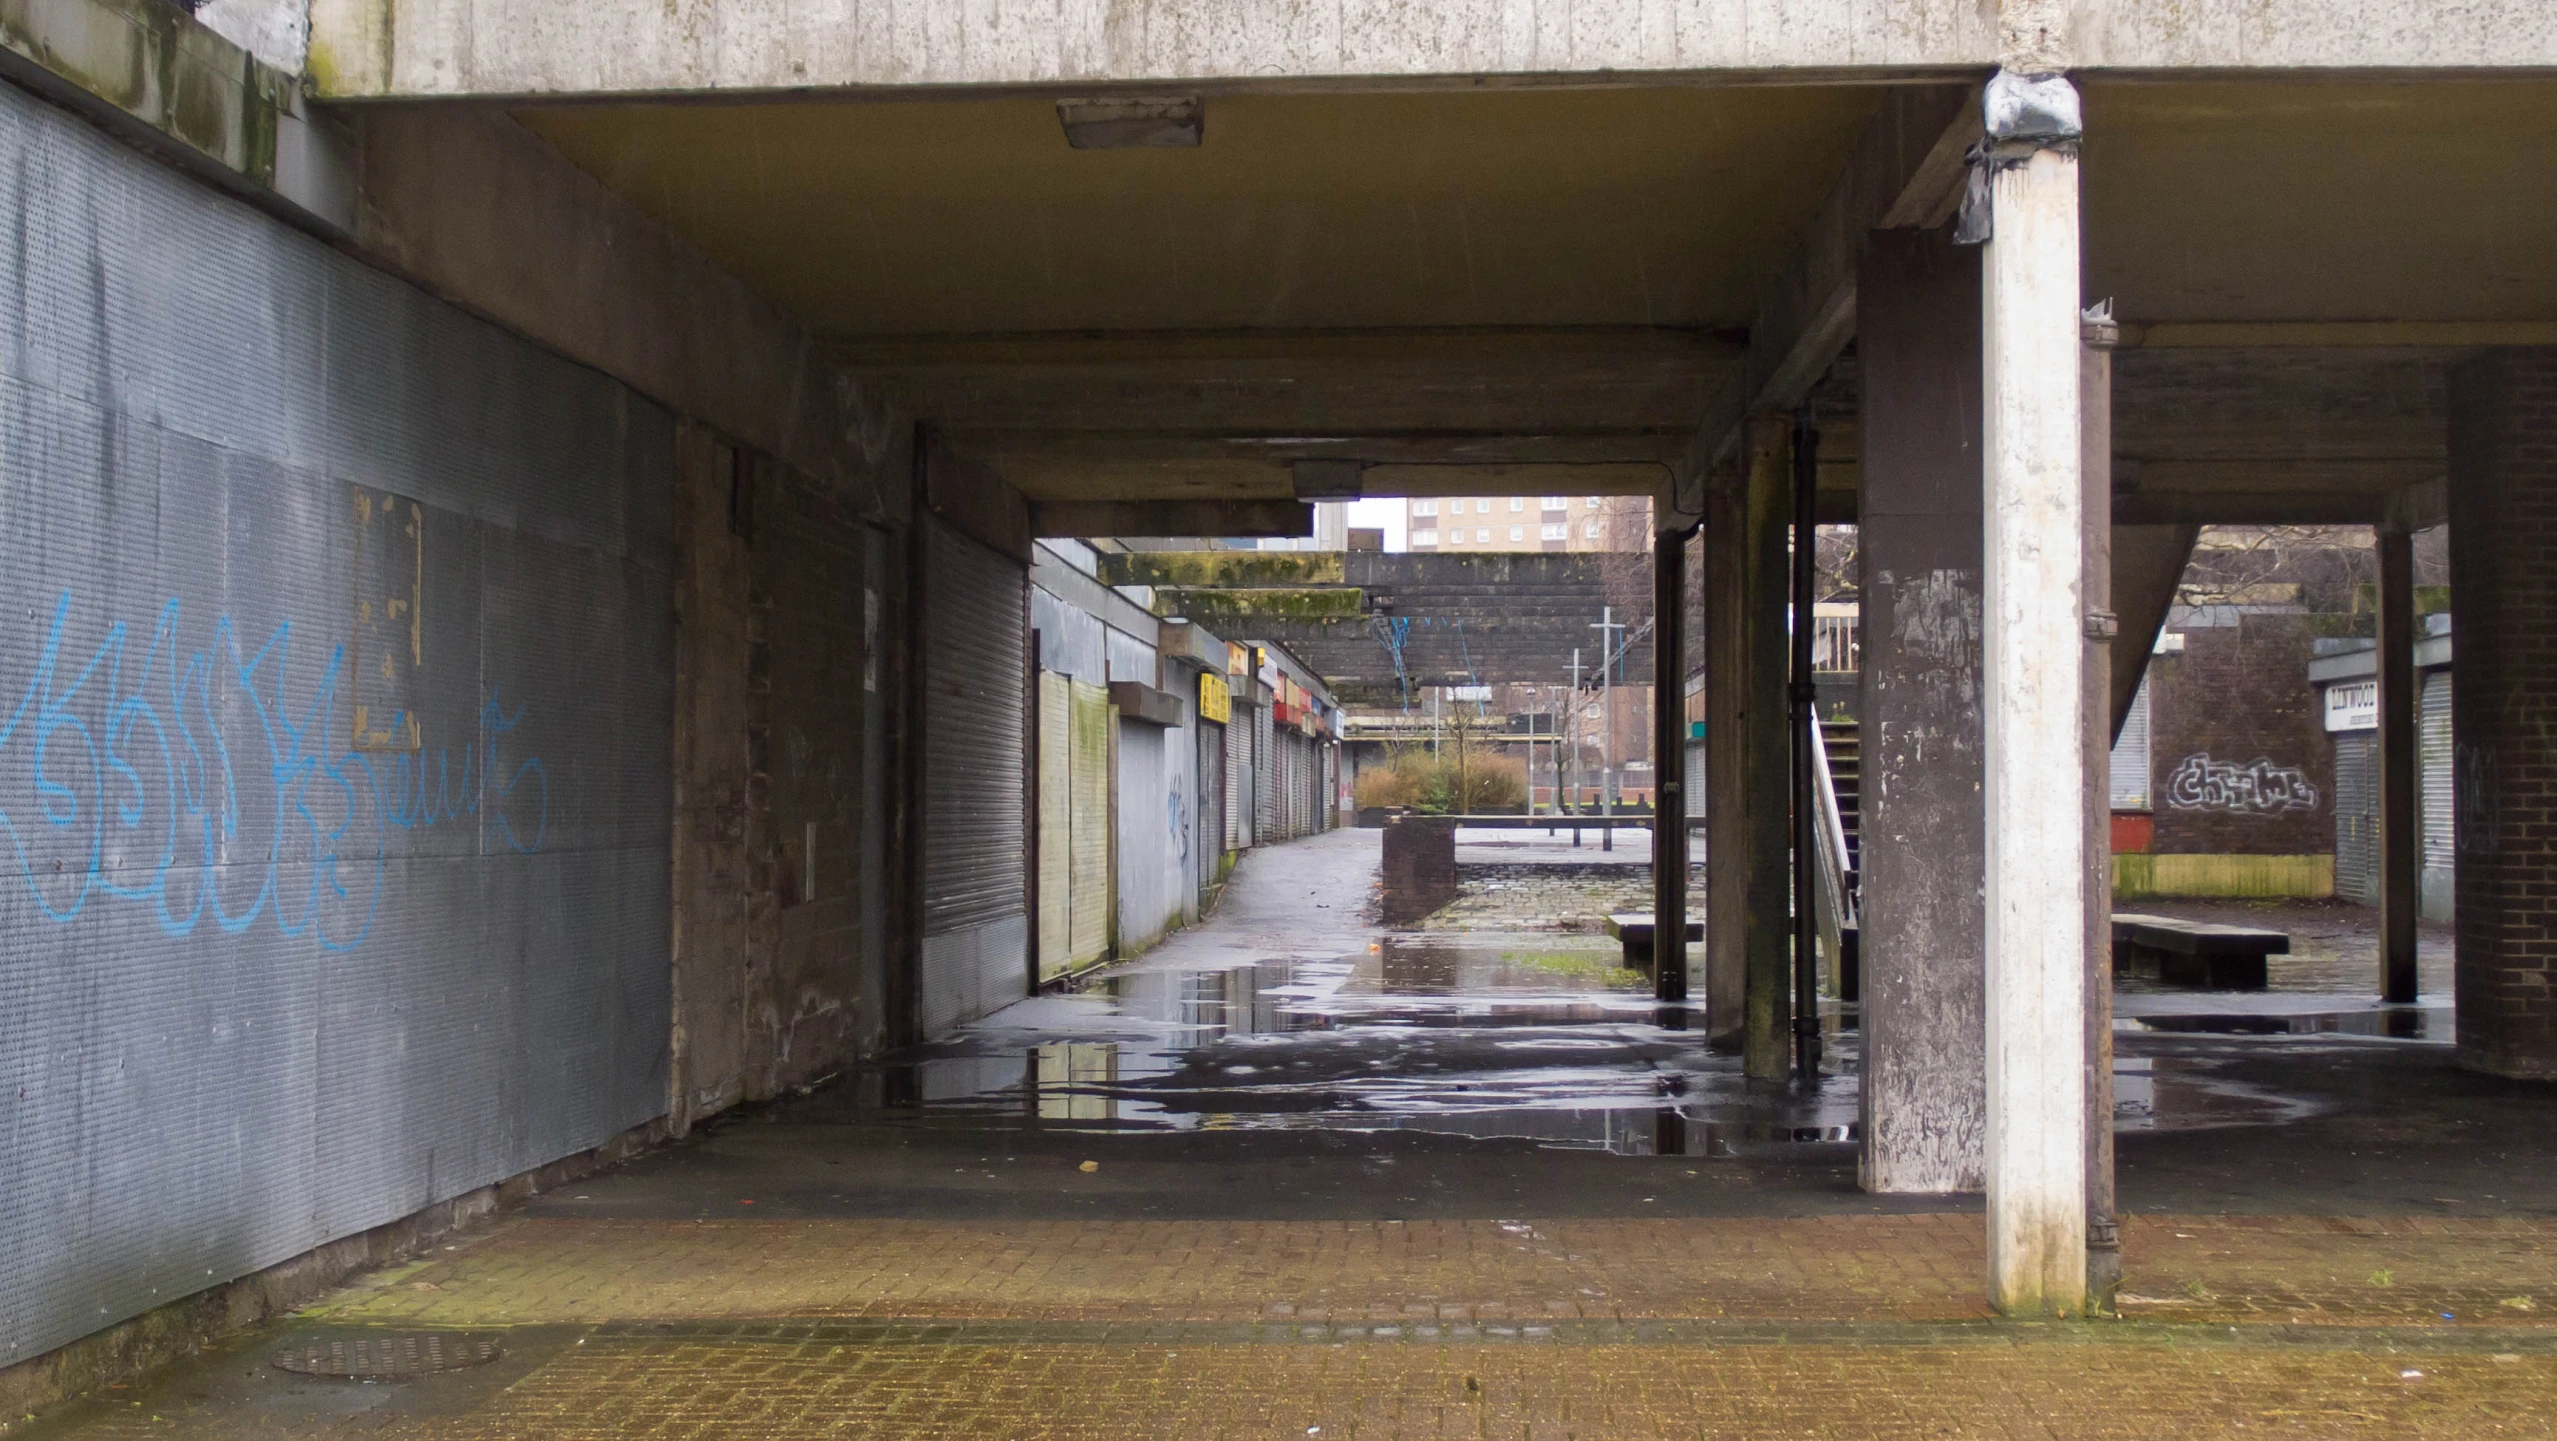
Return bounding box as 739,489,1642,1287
1977,70,2088,1318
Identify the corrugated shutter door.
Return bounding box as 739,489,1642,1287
924,520,1027,937
1036,673,1072,982
1200,722,1225,887
2422,671,2455,874
1256,704,1277,841
1068,681,1112,964
2109,674,2151,810
2333,731,2377,905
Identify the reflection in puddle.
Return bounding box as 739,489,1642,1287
2110,1056,2329,1131
2125,1008,2450,1042
850,933,2334,1151
857,936,1859,1155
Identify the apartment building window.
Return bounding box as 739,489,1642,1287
1542,496,1569,511
1509,497,1526,512
1476,528,1491,543
1585,496,1601,508
1413,499,1437,517
1413,529,1438,546
1584,520,1601,539
1478,499,1494,514
1444,528,1462,545
1508,526,1525,542
1541,523,1567,540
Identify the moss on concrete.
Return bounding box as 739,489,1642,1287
1097,550,1345,589
1150,586,1366,621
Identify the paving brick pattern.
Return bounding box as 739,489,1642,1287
317,1214,2556,1331
26,1213,2557,1438
41,1336,2557,1439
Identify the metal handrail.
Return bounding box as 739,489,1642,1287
1808,719,1856,981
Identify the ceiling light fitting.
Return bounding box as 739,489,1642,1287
1056,96,1203,150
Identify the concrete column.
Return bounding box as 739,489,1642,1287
1703,473,1749,1047
1855,227,1986,1194
2446,349,2557,1079
1654,524,1696,1004
2376,523,2420,1004
1742,418,1796,1079
2080,309,2120,1303
1979,72,2088,1317
1704,438,1790,1066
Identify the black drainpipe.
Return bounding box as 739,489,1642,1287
1791,411,1823,1084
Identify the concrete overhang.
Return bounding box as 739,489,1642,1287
497,85,1873,507
305,1,2557,102
331,55,2557,531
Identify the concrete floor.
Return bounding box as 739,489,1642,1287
19,829,2557,1438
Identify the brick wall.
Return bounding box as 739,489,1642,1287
2447,348,2557,1080
2146,613,2334,857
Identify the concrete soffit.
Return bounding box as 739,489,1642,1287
350,104,919,520
1668,82,1979,528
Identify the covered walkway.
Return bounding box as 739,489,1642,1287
22,838,2557,1438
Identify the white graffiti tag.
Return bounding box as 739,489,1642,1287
2164,753,2320,815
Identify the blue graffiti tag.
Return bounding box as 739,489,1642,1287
0,591,549,951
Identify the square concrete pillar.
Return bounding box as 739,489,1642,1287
1855,226,1987,1194
2447,348,2557,1079
1703,423,1796,1074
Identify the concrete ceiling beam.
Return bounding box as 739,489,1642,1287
1669,83,1979,525
955,430,1690,467
2117,322,2557,349
1031,499,1312,538
834,326,1740,436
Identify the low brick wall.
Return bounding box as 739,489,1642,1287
1379,816,1459,925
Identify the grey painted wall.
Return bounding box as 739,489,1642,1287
0,79,673,1361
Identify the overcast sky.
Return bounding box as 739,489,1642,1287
1346,497,1406,550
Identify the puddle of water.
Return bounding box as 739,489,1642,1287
832,934,1865,1154
2124,1008,2451,1042
839,932,2332,1151
2110,1056,2330,1131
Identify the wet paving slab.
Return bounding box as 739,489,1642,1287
523,833,2557,1223
843,933,1858,1156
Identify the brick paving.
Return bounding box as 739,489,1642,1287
15,1210,2557,1437
35,1330,2557,1439
312,1213,2557,1331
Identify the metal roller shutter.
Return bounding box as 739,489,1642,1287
1036,673,1072,980
921,520,1028,1032
1199,721,1226,888
2333,731,2377,905
2421,670,2455,919
1068,681,1112,964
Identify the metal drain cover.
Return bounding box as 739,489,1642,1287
272,1333,503,1380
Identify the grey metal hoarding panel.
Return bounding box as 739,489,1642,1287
0,79,672,1363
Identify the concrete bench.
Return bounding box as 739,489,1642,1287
2110,912,2287,990
1607,912,1702,968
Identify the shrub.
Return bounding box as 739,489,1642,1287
1351,748,1528,814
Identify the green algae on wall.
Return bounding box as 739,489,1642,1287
1097,550,1346,589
